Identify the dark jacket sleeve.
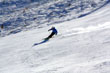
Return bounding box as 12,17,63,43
48,28,52,31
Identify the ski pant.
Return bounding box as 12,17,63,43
47,32,55,39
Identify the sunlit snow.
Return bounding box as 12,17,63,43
0,0,110,73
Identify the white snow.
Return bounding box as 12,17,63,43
0,2,110,73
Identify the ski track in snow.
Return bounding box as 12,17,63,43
0,1,110,73
62,22,110,37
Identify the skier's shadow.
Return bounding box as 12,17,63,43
33,39,48,47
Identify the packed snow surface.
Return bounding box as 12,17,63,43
0,1,110,73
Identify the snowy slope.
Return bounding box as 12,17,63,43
0,0,109,36
0,1,110,73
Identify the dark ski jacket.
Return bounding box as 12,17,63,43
48,27,58,35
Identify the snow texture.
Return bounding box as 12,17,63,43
0,0,110,73
0,0,110,36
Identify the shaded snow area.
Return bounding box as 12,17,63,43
0,1,110,73
0,0,110,36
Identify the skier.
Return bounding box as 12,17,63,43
33,27,58,46
45,27,58,40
